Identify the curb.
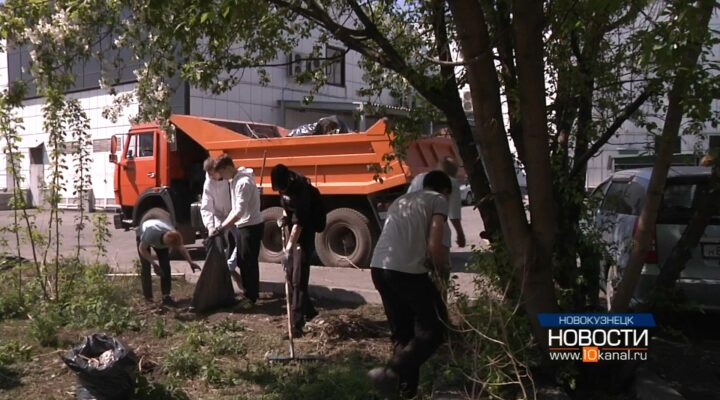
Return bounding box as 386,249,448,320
258,280,381,305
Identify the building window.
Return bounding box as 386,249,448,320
6,30,140,99
60,141,81,155
654,136,681,153
7,43,37,97
710,135,720,149
326,46,345,87
93,138,112,153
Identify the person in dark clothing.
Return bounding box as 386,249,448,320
271,164,324,337
368,170,452,399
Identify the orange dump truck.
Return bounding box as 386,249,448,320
110,114,458,268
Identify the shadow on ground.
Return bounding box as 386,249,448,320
651,310,720,400
0,365,21,391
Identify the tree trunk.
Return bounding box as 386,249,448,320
512,0,557,260
428,0,501,239
610,0,715,312
449,0,559,345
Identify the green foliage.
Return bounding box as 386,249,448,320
165,318,247,383
164,346,204,379
153,318,168,339
0,289,27,321
447,249,540,398
63,263,141,333
28,303,63,347
134,375,191,400
241,352,377,400
207,332,245,357
0,340,33,366
92,213,112,263
0,264,45,321
1,262,139,348
215,317,245,333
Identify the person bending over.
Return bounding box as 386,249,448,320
137,218,200,306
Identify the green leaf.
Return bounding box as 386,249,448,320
201,12,210,23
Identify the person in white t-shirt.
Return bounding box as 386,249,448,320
368,170,452,399
407,156,466,248
211,154,264,304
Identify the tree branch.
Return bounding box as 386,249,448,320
421,53,486,66
267,0,386,67
570,89,651,176
344,0,413,74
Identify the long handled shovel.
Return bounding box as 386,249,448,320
266,219,323,363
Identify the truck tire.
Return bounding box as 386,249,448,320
259,207,284,264
140,207,171,225
315,208,373,268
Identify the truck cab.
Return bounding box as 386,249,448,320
110,115,458,268
111,122,209,244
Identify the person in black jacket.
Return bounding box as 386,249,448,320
271,164,325,337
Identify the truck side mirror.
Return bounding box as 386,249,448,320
109,154,118,163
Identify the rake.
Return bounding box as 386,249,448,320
266,219,323,363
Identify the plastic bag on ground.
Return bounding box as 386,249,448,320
191,236,236,313
61,333,138,400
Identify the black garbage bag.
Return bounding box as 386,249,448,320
61,334,138,400
313,115,349,135
191,236,236,313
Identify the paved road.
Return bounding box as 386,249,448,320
0,205,486,303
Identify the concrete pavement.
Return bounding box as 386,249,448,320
0,206,486,304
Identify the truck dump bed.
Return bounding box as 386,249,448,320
169,115,457,194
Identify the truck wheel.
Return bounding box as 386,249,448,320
259,207,284,263
140,207,171,224
315,208,373,268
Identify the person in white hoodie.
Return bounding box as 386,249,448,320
200,157,240,273
211,154,264,304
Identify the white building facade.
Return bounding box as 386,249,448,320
0,39,396,209
584,11,720,189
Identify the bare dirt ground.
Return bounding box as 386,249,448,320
648,313,720,400
0,279,395,400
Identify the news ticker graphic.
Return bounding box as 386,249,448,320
538,313,656,363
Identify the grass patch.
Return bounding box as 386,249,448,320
241,352,380,400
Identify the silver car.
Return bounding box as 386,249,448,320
593,166,720,310
459,180,474,205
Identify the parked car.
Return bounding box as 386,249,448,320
592,166,720,310
459,179,474,205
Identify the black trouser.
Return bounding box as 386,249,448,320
136,237,172,300
289,237,317,330
230,222,263,302
371,268,448,398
